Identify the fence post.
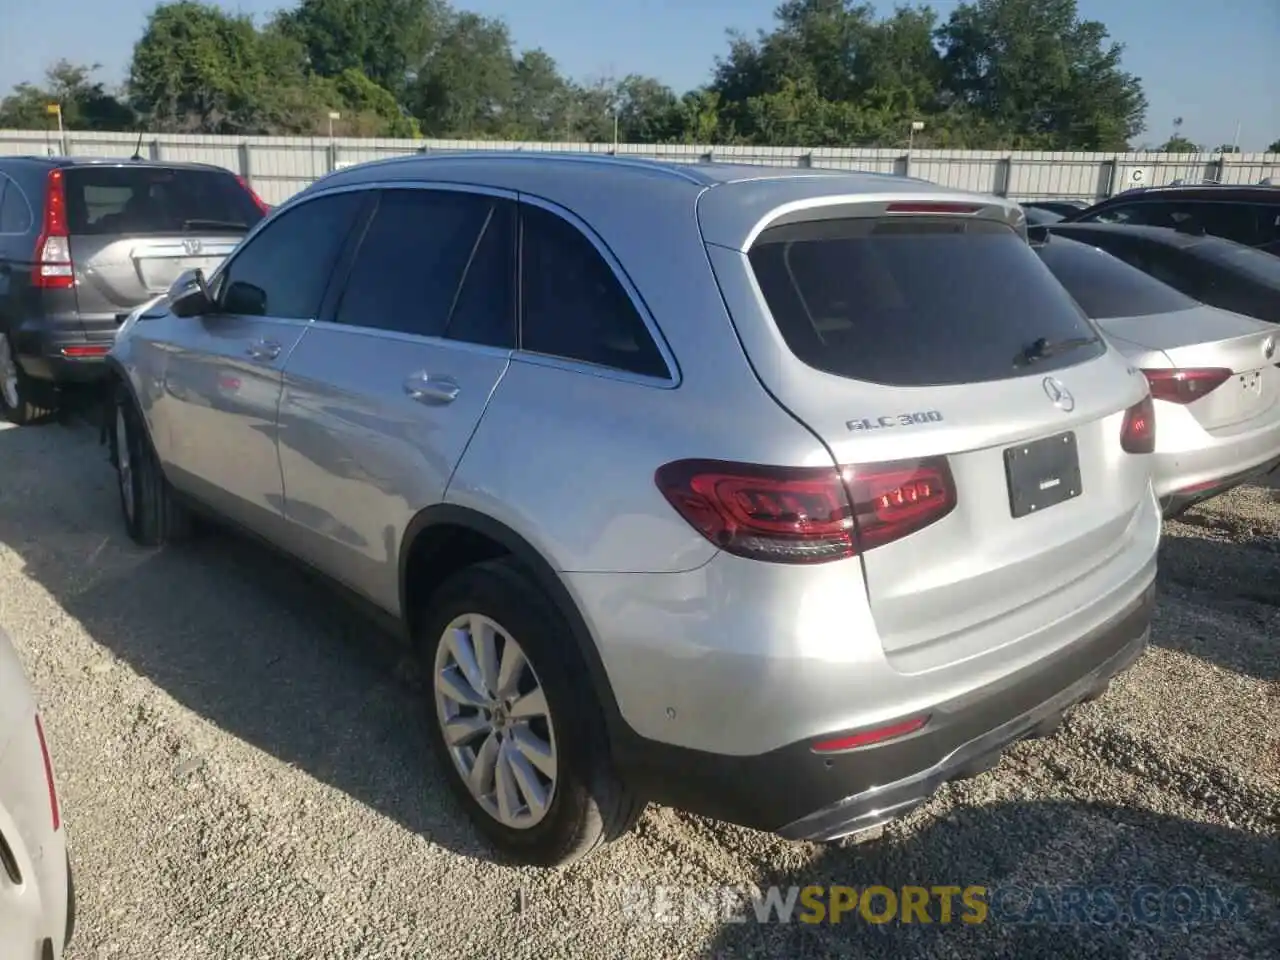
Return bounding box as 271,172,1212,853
238,142,253,186
996,155,1013,196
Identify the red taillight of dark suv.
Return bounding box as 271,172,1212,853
655,457,956,563
32,168,74,290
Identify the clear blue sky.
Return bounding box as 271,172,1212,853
1,0,1276,149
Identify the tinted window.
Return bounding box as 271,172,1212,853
748,217,1103,387
1081,237,1206,297
520,204,668,378
1165,202,1260,245
442,200,515,348
219,192,363,320
1023,206,1064,225
1251,203,1280,248
63,166,263,236
1036,237,1198,319
1195,240,1280,288
0,176,29,233
1083,201,1175,226
335,189,501,339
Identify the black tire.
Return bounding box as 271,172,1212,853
112,381,194,547
418,558,644,867
0,333,57,426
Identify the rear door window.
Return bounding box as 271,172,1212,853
0,175,30,233
62,166,264,236
1035,237,1198,319
747,216,1103,386
1082,201,1175,226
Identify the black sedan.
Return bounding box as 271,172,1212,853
1037,222,1280,325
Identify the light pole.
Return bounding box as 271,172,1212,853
46,103,65,155
327,111,341,173
907,119,925,154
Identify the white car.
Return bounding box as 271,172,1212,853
0,626,73,960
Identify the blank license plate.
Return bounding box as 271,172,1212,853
1004,431,1082,518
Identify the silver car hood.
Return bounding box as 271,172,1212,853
1097,305,1274,353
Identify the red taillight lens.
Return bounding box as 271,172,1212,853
34,714,61,833
846,458,956,553
236,175,270,214
812,715,930,753
884,202,983,214
60,345,109,358
32,168,73,289
1142,368,1232,405
655,457,956,563
1121,395,1156,454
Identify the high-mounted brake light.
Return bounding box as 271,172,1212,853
655,456,956,564
32,168,73,289
236,175,270,214
884,202,984,214
34,714,61,832
1120,395,1156,454
812,715,931,753
1142,368,1232,405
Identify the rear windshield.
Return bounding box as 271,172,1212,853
1035,236,1198,319
747,216,1104,386
1195,239,1280,287
63,166,263,236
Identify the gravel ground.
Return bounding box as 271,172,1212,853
1,413,1277,959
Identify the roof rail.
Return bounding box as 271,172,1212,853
328,150,709,186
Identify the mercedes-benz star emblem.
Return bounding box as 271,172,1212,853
1264,336,1276,361
1043,376,1075,412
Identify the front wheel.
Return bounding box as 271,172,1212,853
112,383,193,546
419,558,644,866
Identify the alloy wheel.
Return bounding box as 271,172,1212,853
115,407,134,523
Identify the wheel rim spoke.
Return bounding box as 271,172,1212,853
446,626,491,702
509,687,548,721
436,666,488,708
494,744,521,825
506,747,549,820
471,618,501,700
510,725,557,780
443,713,490,747
494,641,527,701
467,732,499,796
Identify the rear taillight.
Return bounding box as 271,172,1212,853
32,168,73,289
1120,395,1156,454
235,175,270,214
33,714,61,833
1142,368,1232,405
654,457,956,564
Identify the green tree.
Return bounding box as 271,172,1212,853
0,60,134,130
1160,135,1201,153
1266,139,1280,153
128,1,270,133
938,0,1147,149
411,11,516,137
505,49,573,139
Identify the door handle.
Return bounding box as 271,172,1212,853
404,372,460,404
245,339,281,361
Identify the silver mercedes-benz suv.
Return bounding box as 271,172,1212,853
105,154,1161,866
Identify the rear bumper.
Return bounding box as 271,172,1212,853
616,582,1154,838
1152,404,1280,499
1160,454,1280,515
13,314,119,384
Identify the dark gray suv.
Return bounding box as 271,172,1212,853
0,157,268,423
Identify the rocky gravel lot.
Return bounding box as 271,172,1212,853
1,413,1277,959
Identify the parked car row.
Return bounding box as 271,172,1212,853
2,156,1278,956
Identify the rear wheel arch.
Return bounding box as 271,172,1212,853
398,505,627,741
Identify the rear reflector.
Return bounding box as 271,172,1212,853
655,456,955,564
60,345,109,358
1121,395,1156,454
812,715,930,753
32,168,73,290
1142,367,1232,405
884,202,983,214
34,714,60,833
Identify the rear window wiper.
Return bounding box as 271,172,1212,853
182,218,248,231
1014,335,1099,367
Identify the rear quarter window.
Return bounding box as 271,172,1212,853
747,216,1104,386
63,166,263,236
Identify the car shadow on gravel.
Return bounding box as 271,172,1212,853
0,419,501,864
696,800,1280,960
1156,506,1279,683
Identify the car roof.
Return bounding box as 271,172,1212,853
1046,221,1253,251
305,152,1021,251
0,155,234,174
1092,184,1280,203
